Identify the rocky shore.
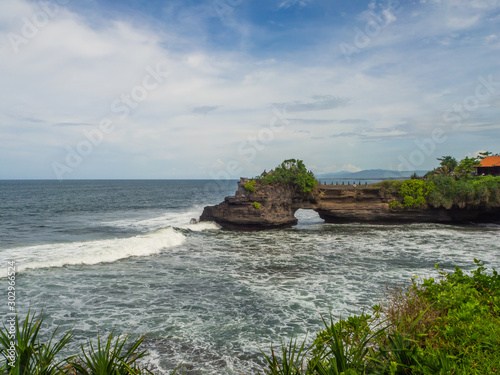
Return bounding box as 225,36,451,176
199,178,500,230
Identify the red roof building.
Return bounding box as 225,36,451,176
475,156,500,176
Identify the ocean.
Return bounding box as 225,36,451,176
1,180,499,374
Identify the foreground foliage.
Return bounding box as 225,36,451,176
0,312,179,374
0,310,71,374
260,260,500,374
3,261,499,374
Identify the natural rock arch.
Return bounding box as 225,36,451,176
200,178,500,230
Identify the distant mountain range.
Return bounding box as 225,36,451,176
316,169,430,180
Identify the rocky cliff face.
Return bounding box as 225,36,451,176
200,179,500,230
313,186,500,224
199,178,300,230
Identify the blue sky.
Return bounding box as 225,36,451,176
0,0,499,179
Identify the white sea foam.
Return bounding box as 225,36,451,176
10,220,500,375
183,221,221,231
1,227,186,276
102,207,219,232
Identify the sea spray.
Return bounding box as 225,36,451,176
1,227,186,276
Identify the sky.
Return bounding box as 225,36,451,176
0,0,499,179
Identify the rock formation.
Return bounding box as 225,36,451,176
200,178,300,230
199,178,500,230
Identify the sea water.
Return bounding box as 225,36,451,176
1,180,499,374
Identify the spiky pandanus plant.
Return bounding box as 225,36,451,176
0,311,180,375
0,310,72,375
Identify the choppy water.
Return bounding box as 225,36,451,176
1,180,499,374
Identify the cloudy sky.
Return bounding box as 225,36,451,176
1,0,499,179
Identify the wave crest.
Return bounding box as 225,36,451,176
1,227,186,276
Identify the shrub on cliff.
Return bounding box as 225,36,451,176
383,173,500,210
244,179,257,193
387,175,500,210
259,159,318,194
427,175,500,209
454,156,479,179
389,179,435,209
400,179,435,208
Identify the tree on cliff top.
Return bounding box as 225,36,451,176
437,156,458,171
454,156,479,178
259,159,318,194
477,151,500,159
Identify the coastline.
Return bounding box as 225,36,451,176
200,178,500,230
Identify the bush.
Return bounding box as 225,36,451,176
385,176,500,210
387,179,435,209
427,175,500,209
259,159,318,195
254,202,262,210
244,180,257,193
454,156,479,178
389,201,403,210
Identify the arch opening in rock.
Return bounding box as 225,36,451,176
293,208,324,227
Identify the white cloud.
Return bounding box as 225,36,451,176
486,34,498,42
446,14,480,29
278,0,314,9
341,164,362,173
418,0,499,31
1,0,499,178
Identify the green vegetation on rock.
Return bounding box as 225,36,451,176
437,155,458,173
387,153,500,210
400,179,435,209
427,175,500,209
244,179,257,193
430,152,499,179
258,159,318,195
453,156,479,179
254,201,263,210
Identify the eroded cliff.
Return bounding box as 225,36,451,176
200,178,299,229
199,178,500,230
